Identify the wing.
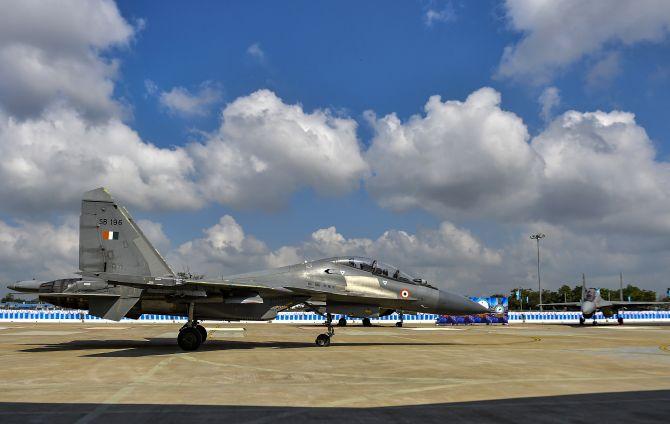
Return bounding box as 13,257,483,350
39,291,140,321
608,301,670,307
539,302,581,308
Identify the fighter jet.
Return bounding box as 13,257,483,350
540,274,670,325
11,188,486,351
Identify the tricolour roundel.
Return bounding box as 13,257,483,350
400,289,410,299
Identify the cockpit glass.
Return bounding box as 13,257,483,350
330,257,420,284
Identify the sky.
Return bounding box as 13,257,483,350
2,0,670,297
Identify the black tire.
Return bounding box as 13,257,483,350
618,317,624,325
579,317,585,325
196,324,207,342
338,317,347,327
178,327,202,351
362,318,371,327
315,334,331,347
591,320,598,326
395,322,403,328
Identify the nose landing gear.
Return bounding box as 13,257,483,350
316,313,335,347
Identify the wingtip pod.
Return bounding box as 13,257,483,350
82,187,113,203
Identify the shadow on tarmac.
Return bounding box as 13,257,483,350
0,390,669,423
18,336,540,357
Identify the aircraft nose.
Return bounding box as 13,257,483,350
437,290,488,315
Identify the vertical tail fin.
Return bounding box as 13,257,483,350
79,188,174,278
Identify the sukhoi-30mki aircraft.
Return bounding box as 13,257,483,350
540,274,670,325
11,188,487,351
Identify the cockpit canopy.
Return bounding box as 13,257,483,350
585,288,597,302
329,257,434,287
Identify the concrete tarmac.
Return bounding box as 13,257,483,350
1,322,669,423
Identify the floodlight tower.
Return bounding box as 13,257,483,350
530,233,546,311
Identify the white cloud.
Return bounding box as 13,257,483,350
0,217,79,286
190,89,369,209
0,0,135,119
365,87,541,219
530,109,670,234
538,86,560,122
0,106,202,213
366,87,670,239
498,0,670,83
158,81,223,118
168,216,500,293
246,42,266,62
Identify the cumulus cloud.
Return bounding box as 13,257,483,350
0,0,135,120
538,86,560,122
0,106,202,213
498,0,670,83
364,87,670,240
157,81,223,118
168,215,500,293
0,217,79,287
190,89,369,209
365,87,541,219
530,109,670,235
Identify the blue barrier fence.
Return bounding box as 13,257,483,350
1,309,669,324
508,310,670,323
0,310,440,323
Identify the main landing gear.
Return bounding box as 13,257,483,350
338,317,347,327
579,316,585,325
316,313,335,347
618,316,624,325
177,302,208,351
362,317,372,327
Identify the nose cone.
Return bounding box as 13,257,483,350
7,280,44,293
436,290,489,315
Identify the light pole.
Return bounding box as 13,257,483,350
530,233,546,311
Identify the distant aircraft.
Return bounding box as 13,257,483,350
540,274,670,325
10,188,486,350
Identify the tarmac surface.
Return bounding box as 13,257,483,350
1,322,670,423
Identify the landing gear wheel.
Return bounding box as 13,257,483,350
196,324,207,342
315,333,331,347
338,317,347,327
362,318,372,327
395,321,403,328
591,320,598,326
178,327,202,351
579,317,585,325
618,317,624,325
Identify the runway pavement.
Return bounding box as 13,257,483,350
1,322,669,422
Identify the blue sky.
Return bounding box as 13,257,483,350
117,0,670,247
2,0,670,295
